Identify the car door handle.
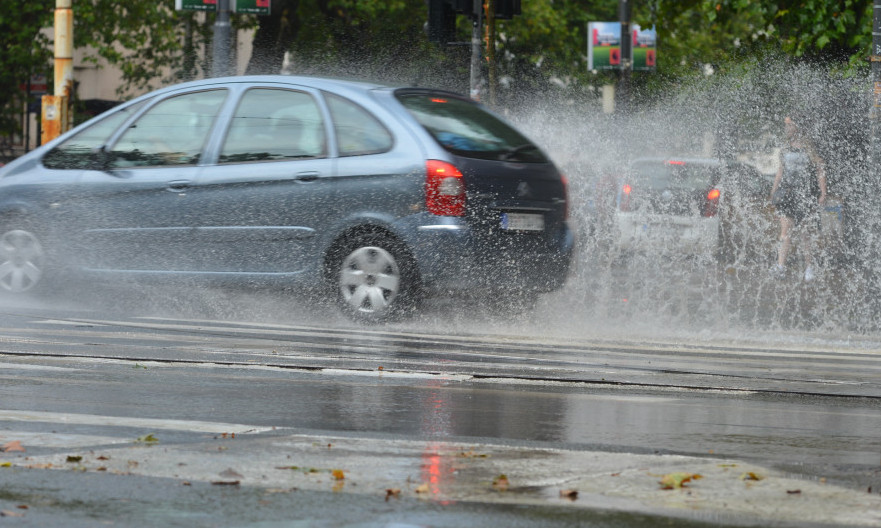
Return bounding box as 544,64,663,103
294,172,319,182
167,180,190,192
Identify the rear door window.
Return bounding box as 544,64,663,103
220,88,326,163
395,92,547,163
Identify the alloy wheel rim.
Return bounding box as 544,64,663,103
0,229,45,293
339,246,400,314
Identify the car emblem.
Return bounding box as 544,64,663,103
517,181,533,198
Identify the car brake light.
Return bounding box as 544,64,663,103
619,184,632,211
425,160,465,216
703,188,720,217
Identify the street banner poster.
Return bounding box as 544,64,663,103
588,22,621,71
175,0,216,11
235,0,270,15
632,24,657,71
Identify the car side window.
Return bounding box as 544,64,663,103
325,93,392,157
219,88,326,163
42,99,149,170
108,90,227,168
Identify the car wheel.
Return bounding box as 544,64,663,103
333,235,421,322
0,226,46,294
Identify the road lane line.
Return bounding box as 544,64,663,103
0,409,274,434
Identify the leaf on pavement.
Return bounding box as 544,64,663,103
492,474,509,491
0,510,25,517
457,450,489,458
331,469,345,480
1,441,24,453
211,480,240,486
560,489,578,501
385,488,401,501
220,468,244,479
659,472,703,490
66,456,83,463
740,471,764,481
135,434,159,444
414,483,430,494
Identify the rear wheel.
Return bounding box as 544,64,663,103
0,226,46,294
332,234,421,323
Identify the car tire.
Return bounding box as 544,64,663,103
0,223,47,294
332,234,422,323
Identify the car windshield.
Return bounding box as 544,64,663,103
395,92,547,163
630,160,720,190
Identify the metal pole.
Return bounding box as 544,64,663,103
41,0,73,143
469,4,484,101
618,0,632,114
54,0,74,99
486,0,496,106
212,0,232,77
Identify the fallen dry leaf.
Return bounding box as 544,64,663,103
1,462,11,468
740,471,764,481
457,450,489,458
659,472,702,490
492,474,509,492
559,489,578,501
66,456,83,463
331,469,345,480
787,489,802,494
135,434,158,444
220,468,244,479
211,480,240,486
414,483,430,494
385,488,401,501
1,441,24,453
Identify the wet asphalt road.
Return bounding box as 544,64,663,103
1,287,881,526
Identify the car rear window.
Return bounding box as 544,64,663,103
630,161,721,190
395,92,547,163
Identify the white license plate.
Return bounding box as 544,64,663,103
501,212,545,231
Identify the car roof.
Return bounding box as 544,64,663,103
130,75,392,99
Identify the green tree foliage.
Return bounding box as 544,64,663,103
1,0,877,140
0,0,52,142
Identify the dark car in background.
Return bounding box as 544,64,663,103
0,76,573,322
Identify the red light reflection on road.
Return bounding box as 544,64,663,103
418,379,457,503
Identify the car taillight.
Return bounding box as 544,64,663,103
703,188,720,217
425,160,465,216
619,183,632,211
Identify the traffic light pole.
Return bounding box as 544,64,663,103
212,0,232,77
469,5,484,100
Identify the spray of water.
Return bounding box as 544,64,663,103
482,58,878,344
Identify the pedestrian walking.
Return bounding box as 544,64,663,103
769,116,827,281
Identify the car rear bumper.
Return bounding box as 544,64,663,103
402,215,574,294
613,212,719,254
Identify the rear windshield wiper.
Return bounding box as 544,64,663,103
499,143,538,161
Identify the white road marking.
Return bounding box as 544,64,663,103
0,409,273,435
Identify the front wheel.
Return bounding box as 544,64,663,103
333,235,421,323
0,227,46,294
